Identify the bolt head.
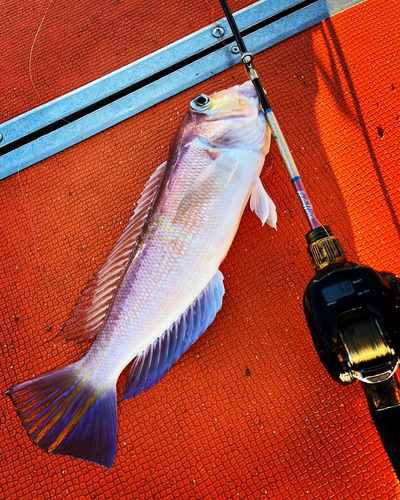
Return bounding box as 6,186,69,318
212,26,225,38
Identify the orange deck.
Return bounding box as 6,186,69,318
1,0,400,498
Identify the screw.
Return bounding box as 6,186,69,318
212,26,225,38
231,45,240,54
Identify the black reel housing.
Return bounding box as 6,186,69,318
303,226,400,478
304,260,400,385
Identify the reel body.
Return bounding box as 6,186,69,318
304,262,400,388
304,227,400,476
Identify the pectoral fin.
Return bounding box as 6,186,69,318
174,153,239,221
250,177,277,229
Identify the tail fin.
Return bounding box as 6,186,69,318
6,364,117,469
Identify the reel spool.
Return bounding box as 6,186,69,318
337,309,396,383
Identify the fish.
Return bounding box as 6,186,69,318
6,80,277,469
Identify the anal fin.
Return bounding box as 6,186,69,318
123,271,225,400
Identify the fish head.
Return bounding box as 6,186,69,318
187,81,270,155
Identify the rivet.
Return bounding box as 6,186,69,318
212,26,225,38
0,134,3,142
231,45,240,54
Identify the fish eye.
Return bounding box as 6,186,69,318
190,94,211,111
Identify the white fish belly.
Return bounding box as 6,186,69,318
83,146,263,382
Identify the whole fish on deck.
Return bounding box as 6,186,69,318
7,81,277,468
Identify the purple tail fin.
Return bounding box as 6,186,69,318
6,364,117,469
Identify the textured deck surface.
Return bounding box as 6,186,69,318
1,0,400,498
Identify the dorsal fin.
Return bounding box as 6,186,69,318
61,161,168,341
122,270,225,400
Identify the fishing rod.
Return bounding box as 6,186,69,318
218,0,400,480
219,0,320,232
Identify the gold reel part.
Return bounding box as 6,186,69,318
307,235,346,271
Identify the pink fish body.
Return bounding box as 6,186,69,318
7,81,276,468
